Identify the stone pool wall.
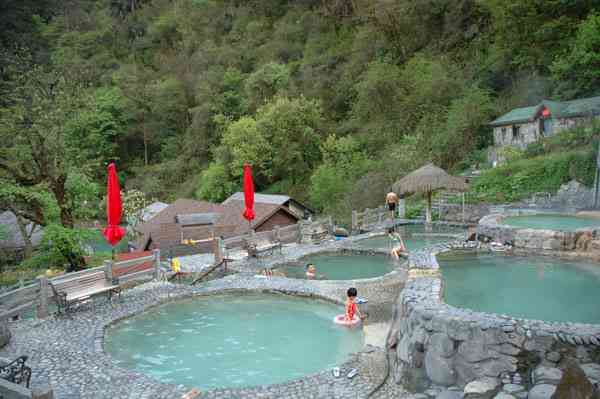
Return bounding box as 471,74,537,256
262,246,407,323
477,213,600,252
390,243,600,397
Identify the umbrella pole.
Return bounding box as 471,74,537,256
112,247,115,261
426,191,432,224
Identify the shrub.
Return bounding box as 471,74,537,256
471,150,595,203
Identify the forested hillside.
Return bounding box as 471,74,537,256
2,0,600,227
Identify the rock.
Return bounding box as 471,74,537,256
576,346,591,362
552,359,594,399
546,352,561,363
436,390,463,399
430,333,456,358
425,349,457,386
581,364,600,384
503,384,526,395
463,377,500,399
425,387,442,397
533,366,563,385
528,384,557,399
494,394,516,399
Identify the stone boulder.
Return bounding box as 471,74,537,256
552,359,594,399
581,363,600,385
529,384,557,399
533,366,563,385
494,393,516,399
436,390,463,399
464,377,500,399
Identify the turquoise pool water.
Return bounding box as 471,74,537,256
440,252,600,324
355,224,465,251
277,253,395,280
105,294,363,389
503,214,600,231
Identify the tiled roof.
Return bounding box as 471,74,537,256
490,96,600,126
136,199,225,235
222,192,291,206
175,213,220,226
140,202,169,223
490,106,539,126
216,200,300,236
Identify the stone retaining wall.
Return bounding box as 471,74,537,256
477,213,600,251
391,243,600,398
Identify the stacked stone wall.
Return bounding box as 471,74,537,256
391,243,600,397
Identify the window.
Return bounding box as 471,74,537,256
501,127,507,141
512,125,520,139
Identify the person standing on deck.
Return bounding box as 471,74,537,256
385,190,399,223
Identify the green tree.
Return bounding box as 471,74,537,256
0,66,98,228
256,96,323,183
221,116,273,184
551,13,600,97
245,62,290,110
34,224,93,272
194,162,237,203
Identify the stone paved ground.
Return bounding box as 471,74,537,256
0,267,408,398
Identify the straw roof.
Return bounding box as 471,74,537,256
392,163,469,195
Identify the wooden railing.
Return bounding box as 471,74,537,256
222,224,301,250
0,250,161,321
351,205,390,233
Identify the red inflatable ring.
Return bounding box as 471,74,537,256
333,314,361,327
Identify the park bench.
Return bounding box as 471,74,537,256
49,270,121,314
244,236,282,258
0,355,31,388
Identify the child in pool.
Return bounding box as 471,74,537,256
305,263,324,279
345,287,365,322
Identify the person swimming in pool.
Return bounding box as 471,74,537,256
305,263,324,279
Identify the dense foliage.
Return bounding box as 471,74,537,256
1,0,600,252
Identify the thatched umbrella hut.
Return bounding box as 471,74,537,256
392,163,469,223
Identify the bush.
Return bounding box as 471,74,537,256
471,150,596,203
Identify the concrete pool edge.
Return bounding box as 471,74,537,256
478,211,600,251
391,241,600,394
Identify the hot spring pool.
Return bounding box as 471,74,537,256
503,214,600,231
355,224,465,251
440,252,600,324
276,253,395,280
104,294,363,389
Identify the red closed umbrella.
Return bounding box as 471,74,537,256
103,162,126,247
242,163,255,224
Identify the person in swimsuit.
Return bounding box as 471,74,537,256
345,287,365,321
388,228,408,259
386,190,399,220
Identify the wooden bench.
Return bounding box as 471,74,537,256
49,270,121,314
244,236,282,258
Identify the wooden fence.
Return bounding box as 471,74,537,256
351,205,390,233
223,224,301,250
0,250,160,321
